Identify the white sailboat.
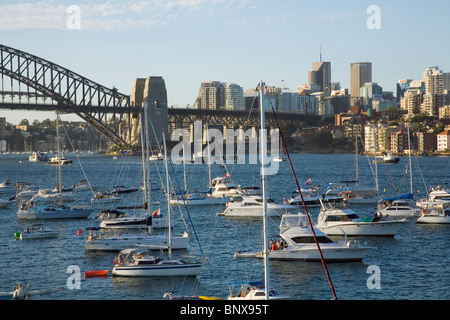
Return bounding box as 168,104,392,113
111,133,202,277
228,81,287,300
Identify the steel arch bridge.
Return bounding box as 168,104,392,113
0,44,140,145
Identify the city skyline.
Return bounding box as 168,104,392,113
1,0,449,124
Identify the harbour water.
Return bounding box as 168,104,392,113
0,152,448,300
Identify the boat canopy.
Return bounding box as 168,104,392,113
381,193,413,202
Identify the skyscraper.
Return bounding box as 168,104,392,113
308,61,331,94
350,62,372,105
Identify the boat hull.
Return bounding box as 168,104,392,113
316,221,403,236
112,263,202,277
219,205,296,217
84,234,190,251
416,215,450,224
17,230,59,240
17,208,94,220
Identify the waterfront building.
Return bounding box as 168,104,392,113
197,81,225,110
437,130,450,152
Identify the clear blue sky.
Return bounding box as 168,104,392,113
1,0,449,124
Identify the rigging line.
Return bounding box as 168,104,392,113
268,103,338,301
384,162,398,194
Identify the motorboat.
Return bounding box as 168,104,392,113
149,152,164,161
343,189,379,205
29,152,48,162
288,187,344,207
210,176,240,198
377,194,420,219
374,152,400,164
17,202,94,220
84,229,190,252
112,248,202,277
110,185,139,194
416,203,450,224
169,191,229,206
72,180,98,191
0,197,13,209
91,192,122,204
235,213,374,262
315,202,405,237
15,224,59,240
46,155,72,165
217,194,297,218
99,208,168,229
227,281,289,300
0,180,16,194
416,186,450,208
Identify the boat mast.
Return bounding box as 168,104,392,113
140,110,147,206
373,123,379,192
56,112,62,195
163,133,171,258
259,81,269,301
407,123,413,194
144,101,152,215
355,130,359,187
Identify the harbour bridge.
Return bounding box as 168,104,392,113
0,44,320,146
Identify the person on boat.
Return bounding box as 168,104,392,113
12,283,29,300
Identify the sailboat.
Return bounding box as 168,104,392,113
112,138,203,277
228,82,287,300
16,113,93,220
84,107,189,252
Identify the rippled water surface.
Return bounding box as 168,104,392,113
0,152,448,300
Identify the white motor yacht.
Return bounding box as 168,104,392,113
416,204,450,224
235,213,374,261
169,191,229,206
315,202,405,237
218,195,296,218
210,176,240,198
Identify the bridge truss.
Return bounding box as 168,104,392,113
0,44,140,145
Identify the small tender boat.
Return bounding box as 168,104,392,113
91,192,122,204
0,198,13,209
15,224,59,240
374,152,400,164
84,270,109,278
0,180,16,194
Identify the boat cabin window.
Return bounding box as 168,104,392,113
290,236,333,244
326,214,358,222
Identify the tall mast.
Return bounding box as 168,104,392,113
259,81,269,301
163,133,171,258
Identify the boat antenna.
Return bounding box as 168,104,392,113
268,101,338,300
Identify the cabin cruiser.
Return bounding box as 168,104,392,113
235,213,374,261
46,155,72,165
416,186,450,208
377,194,420,219
218,194,296,218
315,202,405,236
416,203,450,224
17,201,93,220
29,152,48,162
210,176,240,198
374,152,400,164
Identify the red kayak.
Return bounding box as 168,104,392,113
84,270,109,278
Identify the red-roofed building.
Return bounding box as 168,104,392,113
437,130,450,151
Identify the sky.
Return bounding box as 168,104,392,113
1,0,449,125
